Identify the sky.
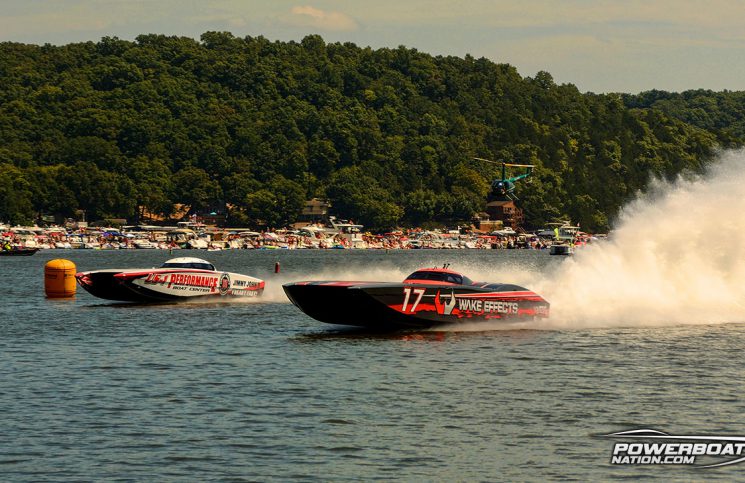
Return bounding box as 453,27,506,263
2,0,745,94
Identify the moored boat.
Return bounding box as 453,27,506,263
283,266,549,330
549,244,573,255
132,239,156,249
0,247,39,256
76,257,264,302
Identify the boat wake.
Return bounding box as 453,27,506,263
533,149,745,329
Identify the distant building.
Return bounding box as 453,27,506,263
484,200,523,229
200,212,227,227
474,217,502,233
298,198,331,223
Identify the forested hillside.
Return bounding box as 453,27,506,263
623,89,745,143
0,33,739,231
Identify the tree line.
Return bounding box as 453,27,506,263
1,33,742,231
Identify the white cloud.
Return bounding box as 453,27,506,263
281,5,359,32
0,10,110,37
348,0,745,31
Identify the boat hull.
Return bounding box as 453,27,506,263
283,282,549,329
549,244,573,255
76,268,264,302
0,248,39,256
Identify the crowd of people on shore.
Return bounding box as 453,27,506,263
1,222,597,251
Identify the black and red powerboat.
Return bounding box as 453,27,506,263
283,266,549,329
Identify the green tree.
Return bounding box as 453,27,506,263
326,166,403,230
170,166,221,214
0,165,34,224
243,175,305,228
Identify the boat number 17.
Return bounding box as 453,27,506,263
401,287,426,312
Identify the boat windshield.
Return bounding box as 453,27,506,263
405,270,472,285
159,261,216,271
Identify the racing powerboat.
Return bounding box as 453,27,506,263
76,257,264,302
283,266,549,329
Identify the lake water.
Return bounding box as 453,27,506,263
2,249,745,481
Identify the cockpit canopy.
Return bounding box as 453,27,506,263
159,257,216,271
404,269,473,286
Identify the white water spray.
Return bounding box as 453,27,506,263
535,149,745,328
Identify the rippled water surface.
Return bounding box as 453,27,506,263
2,249,745,481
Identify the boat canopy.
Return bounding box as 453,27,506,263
159,257,215,271
404,269,473,286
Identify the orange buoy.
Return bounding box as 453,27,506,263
45,259,77,298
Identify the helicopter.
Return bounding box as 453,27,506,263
473,157,535,201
